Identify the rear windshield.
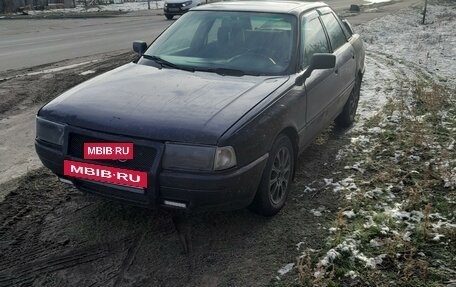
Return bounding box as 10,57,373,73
143,11,297,76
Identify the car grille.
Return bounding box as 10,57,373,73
67,133,157,171
167,3,180,8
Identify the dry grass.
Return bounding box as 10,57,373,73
293,80,456,287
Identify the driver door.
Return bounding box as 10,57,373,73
298,11,336,146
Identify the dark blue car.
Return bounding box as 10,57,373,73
35,1,365,216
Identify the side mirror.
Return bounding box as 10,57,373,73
296,53,336,86
133,40,147,55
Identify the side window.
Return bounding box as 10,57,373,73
301,16,330,68
320,13,347,51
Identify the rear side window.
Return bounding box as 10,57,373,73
321,13,347,51
301,17,330,68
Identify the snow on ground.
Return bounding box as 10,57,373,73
79,70,96,76
352,4,456,130
27,1,164,14
27,61,97,76
358,4,456,88
0,61,98,82
277,263,295,275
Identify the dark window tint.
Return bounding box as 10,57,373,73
321,13,347,51
301,17,330,68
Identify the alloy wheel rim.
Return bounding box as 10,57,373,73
269,146,291,205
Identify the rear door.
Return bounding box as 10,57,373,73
319,9,356,110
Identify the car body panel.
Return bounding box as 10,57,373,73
39,63,289,145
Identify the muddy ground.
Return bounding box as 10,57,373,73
0,49,355,286
0,136,348,287
0,52,135,117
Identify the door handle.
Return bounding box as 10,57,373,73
335,69,339,75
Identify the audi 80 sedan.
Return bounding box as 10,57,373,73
35,1,365,216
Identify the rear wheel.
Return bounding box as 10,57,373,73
336,74,362,128
249,134,294,217
165,14,173,20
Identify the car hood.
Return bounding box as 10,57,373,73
39,63,289,144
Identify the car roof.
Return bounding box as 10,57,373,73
192,1,328,15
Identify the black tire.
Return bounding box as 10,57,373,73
335,74,362,128
165,14,173,20
249,134,294,217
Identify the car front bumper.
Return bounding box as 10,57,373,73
163,6,190,15
35,127,267,212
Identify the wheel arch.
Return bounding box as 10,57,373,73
276,126,299,180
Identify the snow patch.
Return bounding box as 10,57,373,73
342,210,356,219
277,263,294,275
26,61,95,76
79,70,96,76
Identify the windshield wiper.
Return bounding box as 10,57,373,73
142,55,195,72
195,67,248,76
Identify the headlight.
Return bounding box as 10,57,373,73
162,143,237,171
181,1,192,7
213,146,237,171
164,3,168,6
36,117,65,146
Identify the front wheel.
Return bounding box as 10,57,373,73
336,74,362,128
165,14,173,20
249,134,294,217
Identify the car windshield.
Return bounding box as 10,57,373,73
142,11,297,76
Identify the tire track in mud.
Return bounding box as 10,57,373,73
0,206,31,236
0,169,171,287
367,50,438,86
358,50,435,124
112,232,147,287
0,170,115,287
0,235,138,287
